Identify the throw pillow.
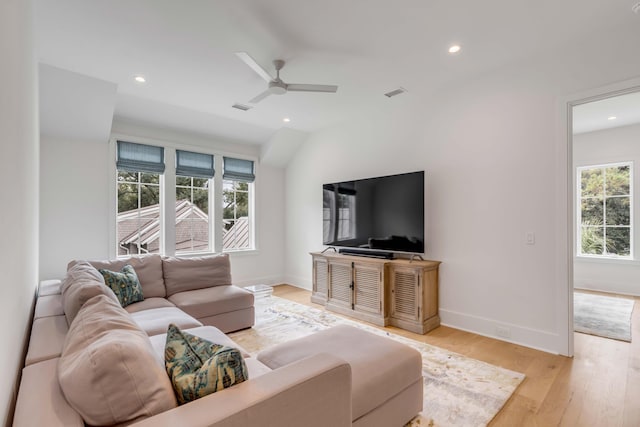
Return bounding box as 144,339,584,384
58,294,177,426
99,264,144,307
164,323,248,404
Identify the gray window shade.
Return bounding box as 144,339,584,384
176,150,214,178
116,141,165,173
223,157,255,182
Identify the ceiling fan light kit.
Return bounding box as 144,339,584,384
235,52,338,104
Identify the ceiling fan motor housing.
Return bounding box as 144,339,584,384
268,80,287,95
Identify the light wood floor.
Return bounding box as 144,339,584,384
272,284,640,427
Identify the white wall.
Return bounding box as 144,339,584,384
40,136,112,278
283,25,640,354
0,0,39,424
573,123,640,296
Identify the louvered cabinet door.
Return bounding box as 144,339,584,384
353,264,383,315
311,256,329,304
327,261,352,310
389,266,421,322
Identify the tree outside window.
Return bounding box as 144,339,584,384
578,163,632,257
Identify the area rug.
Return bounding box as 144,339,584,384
574,292,635,342
228,296,525,427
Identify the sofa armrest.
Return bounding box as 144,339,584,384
131,353,352,427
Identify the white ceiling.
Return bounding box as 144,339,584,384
573,91,640,135
35,0,640,146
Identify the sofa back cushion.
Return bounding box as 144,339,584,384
58,294,177,426
60,261,119,325
68,254,166,298
162,254,232,296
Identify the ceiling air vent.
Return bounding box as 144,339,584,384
232,103,252,111
384,87,407,98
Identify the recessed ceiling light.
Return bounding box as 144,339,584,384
134,75,146,83
608,116,617,121
283,117,291,123
448,45,461,54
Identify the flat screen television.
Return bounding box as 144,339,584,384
322,171,424,256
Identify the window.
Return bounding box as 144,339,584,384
222,157,255,251
113,141,256,256
175,176,209,253
175,150,214,254
578,162,632,258
116,141,164,256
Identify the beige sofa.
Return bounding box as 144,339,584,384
14,254,353,427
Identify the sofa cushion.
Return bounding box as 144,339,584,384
164,324,248,404
125,297,176,314
14,358,84,427
25,315,68,366
69,254,166,298
58,295,177,426
34,294,64,319
162,253,232,296
168,285,254,320
61,261,119,325
129,306,202,336
98,264,145,307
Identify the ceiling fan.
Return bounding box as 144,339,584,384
235,52,338,104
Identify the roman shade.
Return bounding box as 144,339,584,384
117,141,165,174
223,157,255,183
176,150,214,178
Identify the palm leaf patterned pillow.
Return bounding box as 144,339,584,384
164,324,248,404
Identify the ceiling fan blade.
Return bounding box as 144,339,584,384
235,52,273,82
287,84,338,93
249,90,272,104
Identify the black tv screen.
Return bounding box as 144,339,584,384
322,171,424,254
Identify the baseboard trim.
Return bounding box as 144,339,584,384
439,308,562,355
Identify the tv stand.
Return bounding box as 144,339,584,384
338,248,394,259
310,251,441,334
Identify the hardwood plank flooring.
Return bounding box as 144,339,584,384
271,284,640,427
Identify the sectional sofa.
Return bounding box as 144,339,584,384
13,253,422,426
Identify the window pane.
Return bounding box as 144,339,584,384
141,173,160,184
193,189,208,214
193,178,208,188
118,171,138,183
606,166,630,196
606,227,630,256
606,197,630,225
176,186,191,202
581,198,603,225
140,184,160,208
581,169,603,197
117,183,138,213
176,176,190,186
581,226,604,255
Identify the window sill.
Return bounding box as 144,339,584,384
575,255,639,266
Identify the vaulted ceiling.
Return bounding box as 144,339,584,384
35,0,640,145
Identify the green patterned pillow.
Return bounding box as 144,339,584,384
164,324,248,404
98,264,144,307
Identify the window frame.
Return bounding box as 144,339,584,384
576,161,633,260
109,136,257,258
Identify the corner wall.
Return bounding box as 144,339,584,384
283,26,640,354
0,0,39,424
